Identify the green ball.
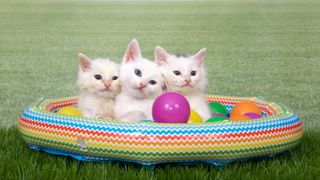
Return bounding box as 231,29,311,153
208,102,229,115
207,116,228,123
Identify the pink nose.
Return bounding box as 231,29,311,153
139,83,146,89
184,79,191,83
103,80,111,88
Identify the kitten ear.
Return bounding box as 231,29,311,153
154,46,169,66
193,48,206,66
123,39,142,63
78,53,92,71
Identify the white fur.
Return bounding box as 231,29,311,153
154,46,211,121
77,53,120,118
115,39,165,122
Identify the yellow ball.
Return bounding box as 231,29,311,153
188,110,203,123
58,107,81,117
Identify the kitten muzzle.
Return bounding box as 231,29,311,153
137,83,147,90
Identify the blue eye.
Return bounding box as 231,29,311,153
134,69,142,77
190,71,196,76
149,80,157,85
94,74,102,80
173,71,181,76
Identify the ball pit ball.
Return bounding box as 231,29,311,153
188,110,203,123
244,112,262,119
230,101,262,121
141,120,154,123
58,107,81,117
229,114,251,121
207,116,228,123
208,102,229,115
211,113,229,119
152,92,190,123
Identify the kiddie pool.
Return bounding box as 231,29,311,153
18,95,303,168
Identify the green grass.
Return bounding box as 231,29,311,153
0,0,319,179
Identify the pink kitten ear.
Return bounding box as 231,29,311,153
194,48,207,66
123,39,142,63
78,53,92,71
154,46,169,66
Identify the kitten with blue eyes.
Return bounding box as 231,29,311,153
154,46,211,121
114,39,166,122
77,53,120,118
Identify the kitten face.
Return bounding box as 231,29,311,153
77,53,120,98
154,46,207,95
120,39,165,99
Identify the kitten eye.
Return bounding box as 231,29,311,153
149,80,157,85
173,70,181,76
94,74,102,80
134,69,142,77
112,76,118,80
190,71,196,76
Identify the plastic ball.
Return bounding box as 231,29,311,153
207,116,228,123
211,113,228,119
243,112,262,119
229,114,251,121
188,110,202,123
58,107,81,116
152,92,190,123
141,120,154,123
208,102,229,115
230,101,262,121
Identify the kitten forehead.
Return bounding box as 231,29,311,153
166,56,199,70
173,53,190,58
90,58,119,77
123,58,162,79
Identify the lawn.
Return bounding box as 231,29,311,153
0,0,319,179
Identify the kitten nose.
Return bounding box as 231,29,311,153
184,79,191,84
138,82,147,89
103,80,111,88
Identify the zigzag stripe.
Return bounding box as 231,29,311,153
21,130,301,155
20,132,302,161
18,95,304,167
19,120,302,152
20,112,299,134
19,118,302,147
21,110,300,135
19,117,302,147
19,128,303,154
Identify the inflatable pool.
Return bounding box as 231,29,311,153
18,95,303,168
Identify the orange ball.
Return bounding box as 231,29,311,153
230,101,262,121
229,114,251,121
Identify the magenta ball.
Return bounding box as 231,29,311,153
244,112,262,119
152,92,190,123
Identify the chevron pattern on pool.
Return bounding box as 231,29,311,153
18,95,303,168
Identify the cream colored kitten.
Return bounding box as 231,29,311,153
114,39,165,122
154,46,211,121
77,53,120,118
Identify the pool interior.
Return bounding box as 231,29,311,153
40,96,278,120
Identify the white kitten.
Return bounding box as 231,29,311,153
154,46,211,121
114,39,165,122
77,53,120,118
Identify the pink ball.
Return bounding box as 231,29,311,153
244,112,262,119
152,92,190,123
